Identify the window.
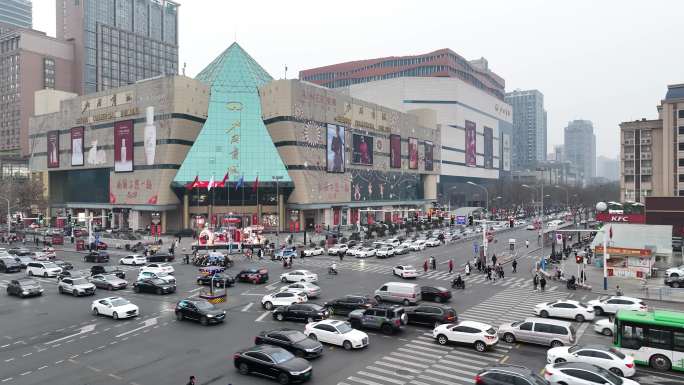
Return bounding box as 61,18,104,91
679,159,684,167
549,325,569,335
621,324,644,350
679,127,684,135
680,143,684,151
647,328,673,350
534,323,552,333
562,369,605,384
592,351,612,360
674,332,684,352
679,110,684,119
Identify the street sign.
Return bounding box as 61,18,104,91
473,242,479,255
456,215,466,225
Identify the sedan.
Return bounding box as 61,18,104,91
393,245,410,255
356,247,376,259
175,298,226,325
91,296,139,319
586,296,647,316
535,300,595,322
410,241,426,251
6,278,43,297
432,321,498,352
83,251,109,263
425,238,441,247
303,247,324,257
141,263,175,275
393,265,418,279
280,282,320,298
376,247,395,258
0,257,22,273
132,278,176,295
196,273,235,288
273,303,329,323
526,224,536,230
262,290,308,310
90,274,128,290
323,295,377,316
53,260,73,271
280,270,318,283
13,256,32,269
544,362,639,385
146,252,174,262
237,268,269,284
254,329,323,359
304,320,369,350
547,344,636,377
234,345,312,384
420,286,452,302
593,318,614,336
119,254,147,266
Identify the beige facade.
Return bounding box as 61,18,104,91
619,118,663,202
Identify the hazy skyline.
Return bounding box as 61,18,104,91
32,0,684,159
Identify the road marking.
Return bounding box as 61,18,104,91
19,371,31,376
13,340,24,345
575,321,590,341
500,355,509,364
115,317,157,338
0,344,8,348
265,282,279,290
84,349,93,354
108,374,123,380
87,366,101,372
188,287,201,293
44,324,96,345
4,358,14,362
70,354,79,359
55,360,63,364
22,353,32,357
52,343,61,348
1,378,13,382
241,303,254,312
255,311,270,322
38,365,48,370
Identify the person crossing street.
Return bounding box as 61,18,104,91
448,259,453,274
512,258,518,273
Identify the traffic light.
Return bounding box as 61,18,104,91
468,216,474,226
575,255,583,264
450,216,455,225
67,213,72,223
38,214,44,224
107,212,113,221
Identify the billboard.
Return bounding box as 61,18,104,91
350,170,420,201
351,134,373,165
502,133,511,171
47,131,59,168
408,137,418,169
424,140,434,171
114,120,134,172
326,124,345,173
70,126,84,166
390,134,401,168
484,126,493,169
465,120,476,167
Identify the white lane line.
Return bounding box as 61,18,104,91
1,378,13,382
575,320,591,341
83,349,93,354
22,353,32,357
0,344,8,348
241,302,254,312
19,371,31,376
13,340,24,345
4,358,14,362
108,374,123,380
187,287,201,293
52,344,61,348
87,366,101,372
70,354,79,359
38,365,48,370
255,311,270,322
55,360,64,364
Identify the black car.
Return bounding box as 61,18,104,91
272,304,329,323
665,275,684,288
57,270,86,281
236,268,269,284
196,273,235,288
323,295,378,316
6,278,43,297
83,251,110,263
175,298,226,325
133,278,176,294
234,345,312,384
476,364,554,385
254,329,324,359
420,286,452,302
53,260,73,271
405,304,458,328
0,256,22,273
146,252,174,262
8,248,32,256
90,265,126,279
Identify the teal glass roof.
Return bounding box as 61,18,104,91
174,42,291,185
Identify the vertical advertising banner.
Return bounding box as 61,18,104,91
503,134,511,171
408,137,418,169
424,140,434,171
390,134,401,168
70,126,84,166
484,127,493,169
326,124,345,173
465,120,476,167
351,134,373,165
114,120,134,172
47,130,59,168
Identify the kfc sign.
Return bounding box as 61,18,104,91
596,213,645,223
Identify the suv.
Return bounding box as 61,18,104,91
83,251,109,263
0,256,22,273
91,265,126,279
58,277,96,296
26,262,62,277
475,364,547,385
146,252,174,262
665,275,684,288
323,295,378,316
348,305,408,334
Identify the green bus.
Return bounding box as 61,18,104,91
614,309,684,371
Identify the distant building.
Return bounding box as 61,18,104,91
0,0,32,29
596,156,619,181
504,89,547,170
564,119,596,185
620,118,661,202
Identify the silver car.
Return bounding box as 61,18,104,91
280,282,321,298
498,317,576,347
90,274,128,290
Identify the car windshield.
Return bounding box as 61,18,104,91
43,262,58,269
568,345,581,353
609,347,626,359
337,322,353,333
110,298,129,307
485,328,496,335
269,349,294,364
19,279,38,287
102,274,119,281
72,278,89,285
194,301,215,311
151,279,166,285
511,320,524,327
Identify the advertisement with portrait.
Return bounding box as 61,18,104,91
502,133,511,171
114,120,134,172
326,124,345,173
390,134,401,168
351,134,373,165
424,140,434,171
465,120,476,167
47,130,60,168
70,126,84,166
408,137,418,169
484,127,493,169
350,170,420,202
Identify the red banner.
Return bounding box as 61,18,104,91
596,213,645,223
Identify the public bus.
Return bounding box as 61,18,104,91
614,309,684,372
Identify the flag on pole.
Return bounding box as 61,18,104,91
220,171,229,187
186,175,200,190
609,226,613,240
207,174,214,191
253,175,259,192
235,175,244,191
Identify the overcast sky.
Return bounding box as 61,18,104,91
33,0,683,158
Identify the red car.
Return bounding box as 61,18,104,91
236,268,269,284
92,241,107,250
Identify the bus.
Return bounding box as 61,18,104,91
614,309,684,372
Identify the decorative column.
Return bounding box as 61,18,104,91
183,192,189,229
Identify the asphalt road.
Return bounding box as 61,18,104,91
1,226,683,385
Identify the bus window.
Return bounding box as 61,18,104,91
647,329,673,350
622,324,644,350
674,332,684,353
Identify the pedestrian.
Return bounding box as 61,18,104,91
533,274,539,291
282,256,288,269
423,259,428,273
431,257,436,270
486,265,492,281
491,265,497,282
187,376,196,385
465,262,471,276
525,239,529,248
448,259,453,274
338,250,344,262
540,275,547,291
491,254,497,266
616,285,623,296
512,258,518,273
300,249,305,259
499,263,505,279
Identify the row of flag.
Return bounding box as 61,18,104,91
186,172,259,192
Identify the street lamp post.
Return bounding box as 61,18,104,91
0,195,9,235
272,176,284,250
467,181,489,262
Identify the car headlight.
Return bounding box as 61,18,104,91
22,291,28,294
206,314,214,318
290,367,311,375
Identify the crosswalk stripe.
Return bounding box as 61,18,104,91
423,369,473,382
382,356,430,369
435,359,484,371
373,361,422,374
347,376,386,385
404,343,450,354
397,347,441,359
416,374,461,385
365,366,414,379
357,371,406,385
442,352,499,363
408,339,450,351
390,352,435,364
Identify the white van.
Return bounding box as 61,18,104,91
374,282,421,305
26,262,62,278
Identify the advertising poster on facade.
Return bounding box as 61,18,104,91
350,170,420,201
70,126,84,166
114,120,134,172
502,133,511,171
408,137,418,169
351,134,373,165
47,130,59,168
484,127,493,169
465,120,477,167
390,134,401,168
424,140,434,171
326,124,345,173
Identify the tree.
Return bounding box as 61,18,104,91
0,177,47,224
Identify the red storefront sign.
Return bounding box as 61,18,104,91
596,213,645,223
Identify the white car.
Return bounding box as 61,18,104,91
593,318,614,336
393,265,418,279
119,254,147,266
304,319,369,350
346,246,362,256
425,238,441,247
587,296,647,316
279,282,321,298
261,290,307,310
356,247,376,258
140,263,175,275
432,321,499,352
534,300,595,322
137,271,175,284
547,344,636,378
526,224,536,230
665,264,684,278
303,247,324,257
280,269,318,283
410,240,426,251
399,241,413,250
376,247,395,258
544,362,639,385
91,296,139,320
328,244,348,255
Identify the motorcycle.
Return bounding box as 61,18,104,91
566,281,577,290
451,279,465,289
328,267,338,275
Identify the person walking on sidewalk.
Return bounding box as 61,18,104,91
540,275,547,291
448,259,454,274
423,259,428,273
533,274,539,291
512,259,518,273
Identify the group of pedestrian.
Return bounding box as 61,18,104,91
532,273,547,291
422,256,437,272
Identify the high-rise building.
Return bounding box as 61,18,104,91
0,0,32,29
564,119,596,185
504,89,547,170
56,0,179,94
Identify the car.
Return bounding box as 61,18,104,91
119,254,147,266
237,268,269,284
665,264,684,278
498,318,576,347
89,274,128,290
91,240,108,250
593,318,614,336
304,319,369,350
234,345,312,384
475,364,549,385
91,265,126,279
175,298,226,325
323,295,378,316
8,248,32,256
33,252,55,261
393,244,410,255
547,344,636,377
303,247,324,257
261,290,308,310
664,275,684,288
196,273,235,288
254,329,324,359
273,303,330,323
137,270,175,284
392,265,418,279
274,247,297,261
432,321,498,352
280,270,318,283
405,304,457,328
346,246,362,257
526,224,536,230
425,238,441,247
57,269,86,281
587,296,647,316
375,247,395,258
26,261,62,277
133,278,176,294
420,286,452,302
544,362,639,385
58,277,96,296
140,263,175,275
6,278,43,297
83,251,110,263
13,256,32,269
410,240,426,251
279,282,320,298
0,256,22,273
53,260,73,271
327,243,348,255
145,252,174,262
348,305,407,334
534,300,595,322
355,247,376,258
91,296,139,319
